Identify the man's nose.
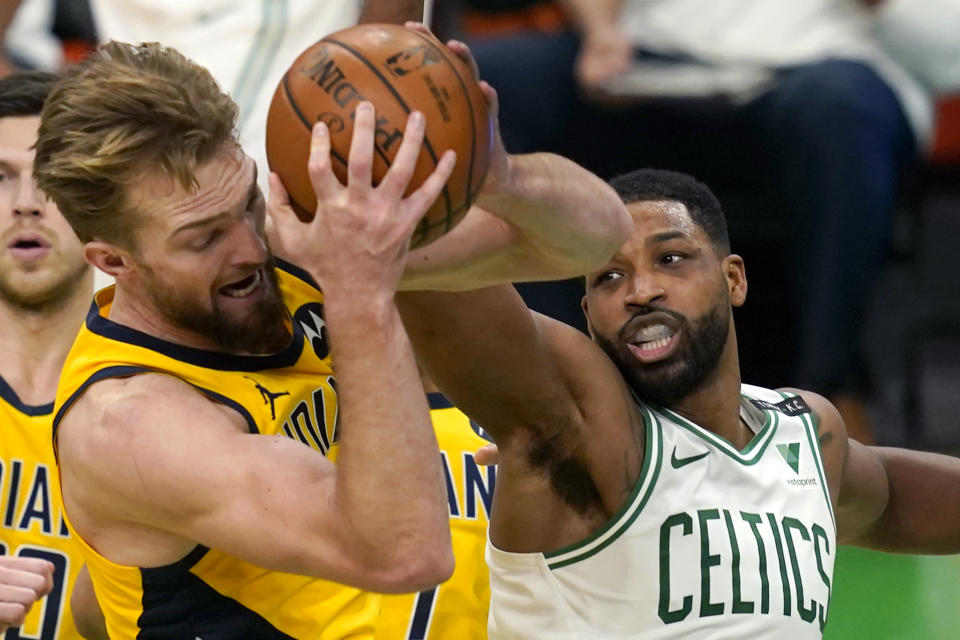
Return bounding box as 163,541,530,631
13,174,46,219
233,218,269,264
623,273,666,308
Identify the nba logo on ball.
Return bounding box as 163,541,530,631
266,24,493,247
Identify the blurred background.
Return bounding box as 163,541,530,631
3,0,959,637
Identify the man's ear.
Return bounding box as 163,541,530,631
84,241,134,279
723,254,747,308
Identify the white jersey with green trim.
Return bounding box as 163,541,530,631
486,384,836,639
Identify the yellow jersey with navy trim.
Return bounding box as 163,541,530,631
0,377,83,640
377,393,495,639
51,260,377,640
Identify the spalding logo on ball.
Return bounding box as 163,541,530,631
266,24,493,248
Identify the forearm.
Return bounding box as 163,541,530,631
402,152,632,290
324,291,451,576
358,0,425,24
855,447,960,554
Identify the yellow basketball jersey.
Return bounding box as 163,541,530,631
52,260,377,639
377,393,495,639
0,377,83,639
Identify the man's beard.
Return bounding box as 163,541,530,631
595,300,730,407
140,257,290,354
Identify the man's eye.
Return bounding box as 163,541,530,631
594,271,622,285
193,230,221,250
661,253,685,265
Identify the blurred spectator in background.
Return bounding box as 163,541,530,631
85,0,426,191
455,0,949,443
1,0,97,75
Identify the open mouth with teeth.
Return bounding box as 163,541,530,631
219,269,262,299
628,323,680,362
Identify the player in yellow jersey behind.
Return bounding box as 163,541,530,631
0,70,98,640
377,373,496,640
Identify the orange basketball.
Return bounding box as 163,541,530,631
266,24,493,247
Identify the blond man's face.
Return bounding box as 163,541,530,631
122,146,288,353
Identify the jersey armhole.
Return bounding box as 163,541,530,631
53,367,260,463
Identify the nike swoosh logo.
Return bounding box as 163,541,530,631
671,448,709,469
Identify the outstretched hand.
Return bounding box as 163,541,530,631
0,556,54,630
268,101,456,298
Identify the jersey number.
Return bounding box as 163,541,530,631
406,586,438,639
0,544,68,640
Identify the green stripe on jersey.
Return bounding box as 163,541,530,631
660,397,779,465
782,391,837,534
546,406,663,569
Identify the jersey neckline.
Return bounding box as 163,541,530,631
0,373,54,416
646,390,779,465
84,269,307,373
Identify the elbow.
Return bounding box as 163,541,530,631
401,544,455,593
578,195,633,269
603,201,634,256
368,539,454,594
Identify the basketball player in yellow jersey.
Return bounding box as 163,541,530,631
0,71,92,639
34,42,456,639
35,35,629,637
377,378,496,640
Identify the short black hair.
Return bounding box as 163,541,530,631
0,70,59,119
609,168,730,255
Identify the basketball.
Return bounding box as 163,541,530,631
266,24,493,247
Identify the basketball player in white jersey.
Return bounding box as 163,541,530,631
386,167,960,638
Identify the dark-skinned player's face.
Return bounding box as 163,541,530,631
582,200,746,406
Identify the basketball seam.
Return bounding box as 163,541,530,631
323,36,454,218
405,29,481,233
282,73,349,169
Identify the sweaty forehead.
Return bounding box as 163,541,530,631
627,199,702,243
132,144,252,224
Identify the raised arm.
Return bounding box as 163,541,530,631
797,390,960,554
399,36,631,291
60,371,448,593
402,152,631,291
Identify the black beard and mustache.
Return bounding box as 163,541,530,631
594,300,730,407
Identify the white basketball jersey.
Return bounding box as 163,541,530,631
487,384,836,639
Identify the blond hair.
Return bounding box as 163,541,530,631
34,41,239,246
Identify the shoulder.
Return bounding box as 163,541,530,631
777,387,849,488
777,388,845,440
57,373,256,524
59,373,245,460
